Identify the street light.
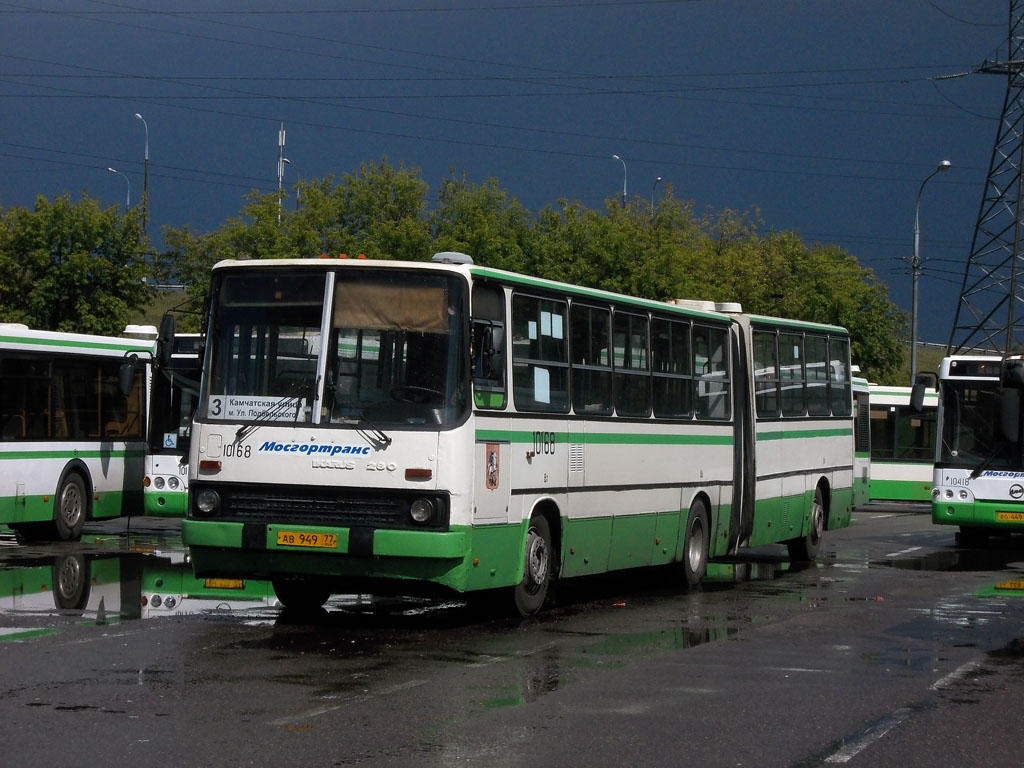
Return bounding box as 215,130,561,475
283,157,300,210
612,154,627,207
911,159,951,384
652,176,662,208
107,167,130,208
134,113,149,233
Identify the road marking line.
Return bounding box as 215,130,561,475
884,546,922,558
824,707,913,763
269,679,429,726
930,659,983,691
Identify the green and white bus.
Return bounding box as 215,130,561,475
180,254,856,614
928,354,1024,545
143,334,200,517
868,384,937,502
852,376,871,508
0,324,153,540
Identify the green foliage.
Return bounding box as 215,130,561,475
0,192,154,335
2,161,909,379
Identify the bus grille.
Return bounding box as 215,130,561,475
222,488,404,528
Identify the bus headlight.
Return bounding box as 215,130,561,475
167,476,180,490
409,498,435,524
958,490,969,500
154,476,165,489
195,489,221,514
944,489,954,499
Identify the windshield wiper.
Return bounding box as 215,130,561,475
234,376,314,441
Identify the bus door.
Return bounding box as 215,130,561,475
729,319,756,552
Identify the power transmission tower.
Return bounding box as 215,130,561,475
948,2,1024,355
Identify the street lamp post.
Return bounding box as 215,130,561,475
652,176,662,208
134,113,149,231
911,159,952,384
107,167,130,208
283,157,300,210
612,154,627,207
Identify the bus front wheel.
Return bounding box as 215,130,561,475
514,515,553,617
788,486,824,562
680,499,710,589
53,473,87,541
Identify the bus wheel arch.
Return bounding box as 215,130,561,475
53,463,91,541
788,481,828,562
513,501,560,617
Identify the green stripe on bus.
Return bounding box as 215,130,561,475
756,427,852,441
0,334,151,353
0,448,145,460
475,429,733,446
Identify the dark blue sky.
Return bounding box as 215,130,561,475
0,1,1010,344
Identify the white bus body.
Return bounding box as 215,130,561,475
181,257,855,614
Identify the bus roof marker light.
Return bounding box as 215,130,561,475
432,251,474,265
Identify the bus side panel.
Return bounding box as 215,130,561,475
0,446,144,525
750,426,853,547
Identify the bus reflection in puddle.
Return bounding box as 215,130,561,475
0,551,280,622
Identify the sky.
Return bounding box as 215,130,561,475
0,1,1012,346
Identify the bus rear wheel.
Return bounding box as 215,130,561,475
272,577,332,611
680,499,710,589
53,472,87,541
514,515,553,617
788,486,824,562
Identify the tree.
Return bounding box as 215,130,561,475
0,193,153,335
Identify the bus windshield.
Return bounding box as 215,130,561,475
203,267,467,428
938,379,1023,470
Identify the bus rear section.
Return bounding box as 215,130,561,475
144,334,199,517
932,355,1024,545
0,324,153,541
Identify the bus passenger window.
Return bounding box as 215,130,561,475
511,294,569,413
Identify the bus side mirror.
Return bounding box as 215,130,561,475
157,313,176,368
118,354,138,397
1002,358,1024,389
487,326,505,381
999,389,1020,443
909,381,926,413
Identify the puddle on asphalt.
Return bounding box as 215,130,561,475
0,550,281,625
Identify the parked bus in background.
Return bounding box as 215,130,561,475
144,334,200,517
179,254,855,615
868,384,937,502
852,375,871,508
0,324,154,541
927,355,1024,545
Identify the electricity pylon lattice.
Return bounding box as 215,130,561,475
948,2,1024,355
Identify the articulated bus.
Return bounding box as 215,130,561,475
144,334,200,517
929,355,1024,545
180,254,855,615
0,324,153,541
868,384,937,502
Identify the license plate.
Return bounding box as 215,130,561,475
996,512,1024,522
995,580,1024,591
204,578,245,590
276,530,338,549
